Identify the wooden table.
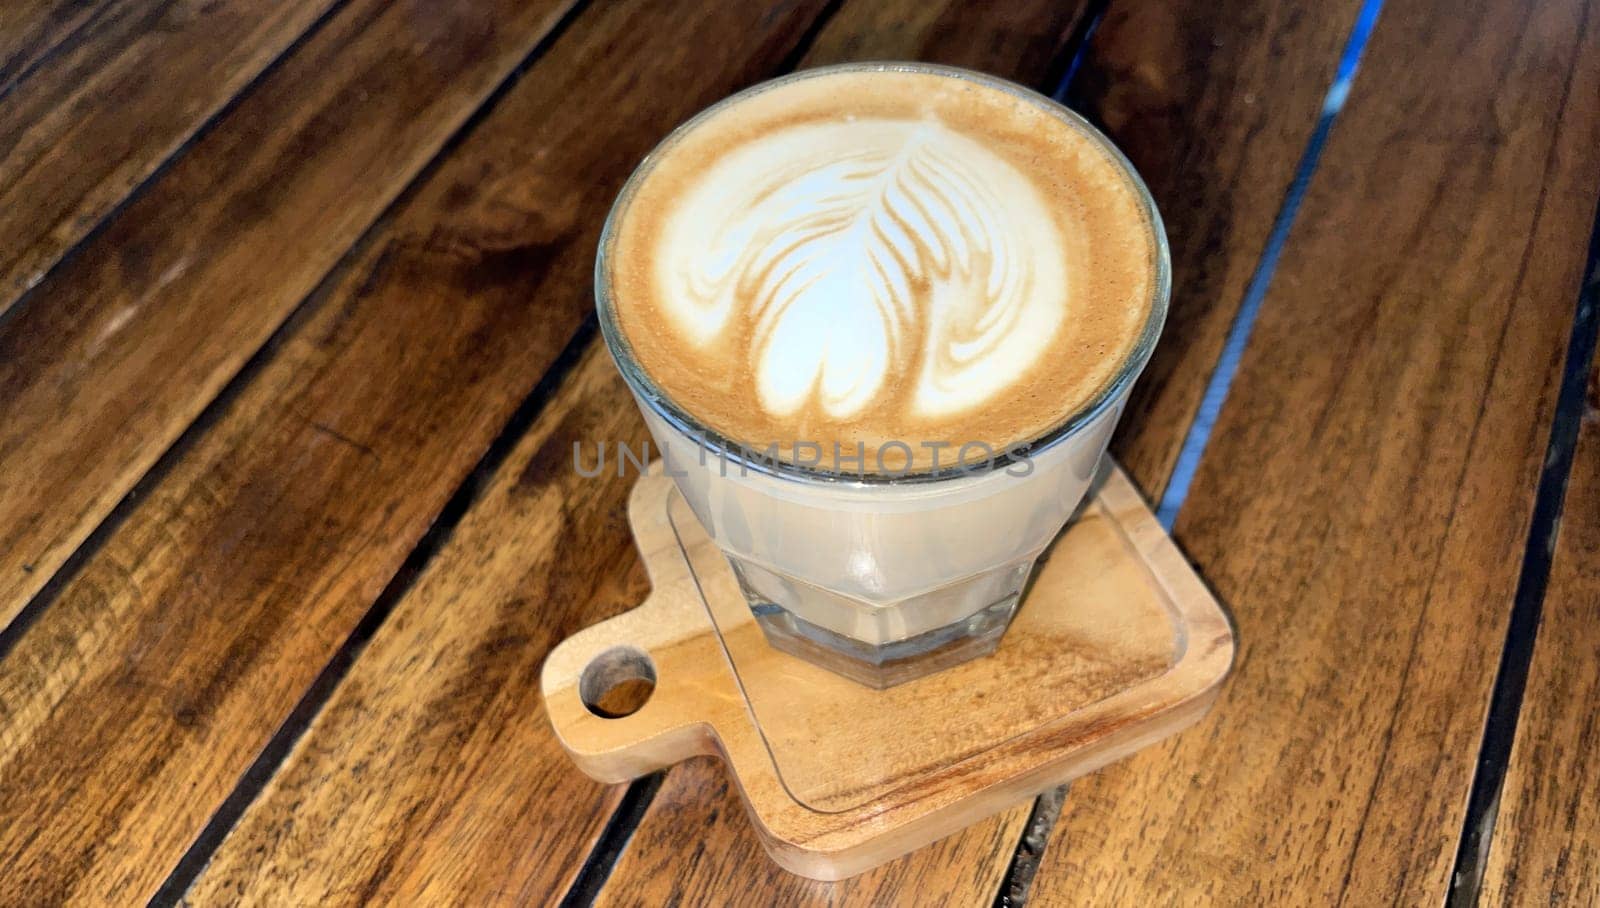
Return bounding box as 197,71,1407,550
1,0,1596,903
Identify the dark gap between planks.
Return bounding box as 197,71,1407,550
1047,0,1107,105
1,1,122,99
1153,0,1385,529
987,4,1114,899
149,314,601,906
994,0,1386,903
557,773,665,908
0,0,359,327
1445,190,1600,907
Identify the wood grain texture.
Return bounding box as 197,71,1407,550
1078,0,1367,497
791,0,1086,74
0,0,337,309
544,464,1230,880
0,1,838,903
0,0,114,89
0,0,578,630
597,758,1030,907
1031,0,1600,901
1482,360,1600,904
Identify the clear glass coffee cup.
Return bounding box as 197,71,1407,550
596,63,1170,688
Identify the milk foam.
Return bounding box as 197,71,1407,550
605,67,1160,469
656,119,1067,421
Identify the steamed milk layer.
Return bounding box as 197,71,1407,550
606,68,1156,470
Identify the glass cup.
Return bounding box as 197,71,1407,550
595,63,1170,688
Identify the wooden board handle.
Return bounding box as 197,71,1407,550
542,471,743,783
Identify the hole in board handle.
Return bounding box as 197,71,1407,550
579,646,657,719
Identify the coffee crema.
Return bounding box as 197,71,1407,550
602,66,1160,471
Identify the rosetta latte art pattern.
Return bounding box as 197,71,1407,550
656,119,1070,421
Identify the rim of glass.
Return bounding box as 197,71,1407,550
594,61,1171,487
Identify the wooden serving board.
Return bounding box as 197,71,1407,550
542,462,1234,880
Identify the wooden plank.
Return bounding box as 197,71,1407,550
1030,0,1600,901
1482,357,1600,903
0,0,580,629
0,0,337,309
0,1,837,903
1081,0,1368,497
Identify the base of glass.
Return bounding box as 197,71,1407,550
748,595,1020,689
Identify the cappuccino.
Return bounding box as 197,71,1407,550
597,64,1168,686
604,66,1157,471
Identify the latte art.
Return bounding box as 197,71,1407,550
658,120,1067,421
604,67,1160,470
